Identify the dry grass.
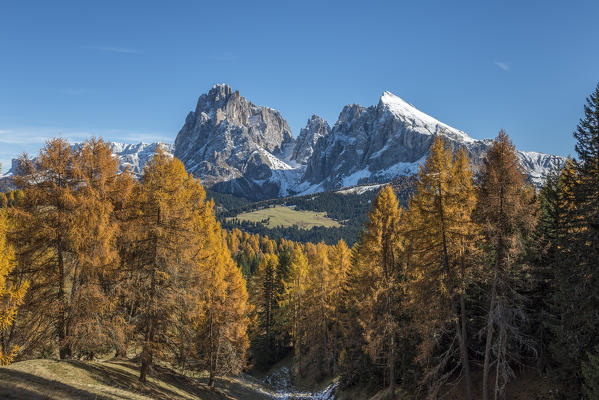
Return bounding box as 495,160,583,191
0,359,268,400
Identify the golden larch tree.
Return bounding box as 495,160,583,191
129,149,208,382
0,207,28,364
192,206,250,387
356,185,405,398
12,138,80,359
279,247,309,377
67,138,133,358
304,242,333,376
406,137,477,399
327,239,351,376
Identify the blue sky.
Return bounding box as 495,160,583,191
1,0,598,172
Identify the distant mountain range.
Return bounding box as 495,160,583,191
2,84,564,199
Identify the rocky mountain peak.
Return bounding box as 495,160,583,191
336,104,367,128
290,115,330,165
210,83,234,98
173,84,296,200
302,90,564,192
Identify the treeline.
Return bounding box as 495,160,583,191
206,189,251,212
220,218,362,245
0,139,249,385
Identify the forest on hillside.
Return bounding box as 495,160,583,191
0,84,598,399
216,177,415,245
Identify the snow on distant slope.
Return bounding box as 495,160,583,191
517,150,564,186
109,142,174,176
2,142,173,179
336,184,382,195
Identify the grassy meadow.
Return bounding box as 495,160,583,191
228,205,341,229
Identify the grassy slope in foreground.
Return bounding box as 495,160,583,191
0,359,270,400
228,205,341,229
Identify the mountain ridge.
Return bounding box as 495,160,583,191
2,84,564,199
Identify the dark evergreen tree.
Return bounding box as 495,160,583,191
583,345,599,400
549,83,599,398
528,170,564,371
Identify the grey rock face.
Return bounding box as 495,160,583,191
290,115,330,165
303,91,564,191
173,84,298,199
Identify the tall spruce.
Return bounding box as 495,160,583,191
529,167,565,371
549,83,599,397
249,253,280,368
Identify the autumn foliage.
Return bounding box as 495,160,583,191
3,140,249,385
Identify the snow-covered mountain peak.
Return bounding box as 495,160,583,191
379,90,475,144
379,90,423,117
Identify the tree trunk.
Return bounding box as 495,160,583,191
494,332,503,400
459,293,472,400
388,334,396,399
482,262,499,400
458,254,472,400
139,323,154,383
438,185,472,400
208,313,216,388
295,288,302,378
139,344,151,383
320,281,327,374
57,240,72,360
115,346,127,359
452,297,472,400
209,369,215,388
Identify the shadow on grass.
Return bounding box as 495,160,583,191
65,360,226,400
0,360,232,400
0,368,115,400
